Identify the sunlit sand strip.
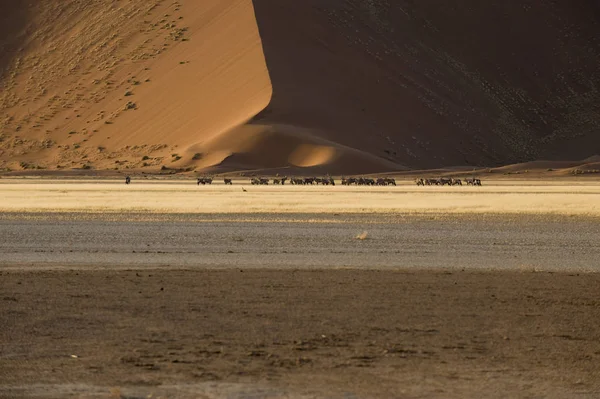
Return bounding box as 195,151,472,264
0,180,599,216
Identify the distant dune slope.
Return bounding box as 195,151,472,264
1,1,599,174
252,0,600,168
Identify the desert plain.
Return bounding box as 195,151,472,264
1,178,599,399
2,0,600,397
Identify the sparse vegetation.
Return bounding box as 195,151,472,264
124,91,133,97
192,153,203,160
355,231,369,240
19,161,44,170
572,169,600,175
142,155,150,161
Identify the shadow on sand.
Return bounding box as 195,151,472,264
0,3,29,82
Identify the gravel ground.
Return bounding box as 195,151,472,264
0,213,598,272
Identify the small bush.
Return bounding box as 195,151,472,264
192,153,203,160
355,231,369,240
142,155,150,161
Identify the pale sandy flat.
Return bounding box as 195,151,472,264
1,179,599,215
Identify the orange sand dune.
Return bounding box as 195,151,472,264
0,0,272,173
1,1,599,175
0,0,397,175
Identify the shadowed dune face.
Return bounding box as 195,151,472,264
252,0,600,168
0,3,29,88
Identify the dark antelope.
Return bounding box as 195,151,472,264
197,177,213,185
376,178,396,186
251,177,269,185
465,178,482,186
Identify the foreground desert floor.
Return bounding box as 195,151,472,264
1,179,600,398
2,270,600,399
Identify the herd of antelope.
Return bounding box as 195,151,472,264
192,176,482,186
415,177,482,186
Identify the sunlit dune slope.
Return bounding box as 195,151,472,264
0,0,273,172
